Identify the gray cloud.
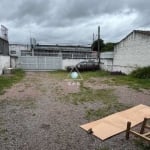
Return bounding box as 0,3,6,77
0,0,150,44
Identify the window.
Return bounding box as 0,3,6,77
10,50,16,54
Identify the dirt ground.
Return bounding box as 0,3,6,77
0,72,150,150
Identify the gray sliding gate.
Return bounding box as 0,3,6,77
18,56,62,70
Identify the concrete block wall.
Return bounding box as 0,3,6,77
100,52,113,72
113,32,150,74
10,57,18,68
0,55,10,75
100,59,113,72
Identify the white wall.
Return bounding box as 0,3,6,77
8,57,97,70
9,44,30,56
10,57,18,68
100,52,113,59
0,55,10,75
113,32,150,74
63,57,113,72
100,59,113,72
100,52,113,72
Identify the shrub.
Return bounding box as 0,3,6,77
130,66,150,79
110,71,126,76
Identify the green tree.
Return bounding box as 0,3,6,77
91,39,105,52
91,39,115,52
102,42,115,52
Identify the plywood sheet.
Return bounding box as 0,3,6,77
80,104,150,140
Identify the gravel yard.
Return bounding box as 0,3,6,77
0,72,150,150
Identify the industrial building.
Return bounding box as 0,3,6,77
9,43,94,59
100,30,150,74
0,25,10,75
9,42,97,70
112,30,150,74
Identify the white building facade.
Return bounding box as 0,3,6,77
113,30,150,74
0,25,10,75
9,43,97,70
0,55,10,75
100,52,113,72
9,44,30,56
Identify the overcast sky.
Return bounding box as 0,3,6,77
0,0,150,45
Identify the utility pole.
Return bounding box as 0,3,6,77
93,33,95,42
98,26,100,68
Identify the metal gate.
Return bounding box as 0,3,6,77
18,56,62,70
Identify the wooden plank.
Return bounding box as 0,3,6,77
81,104,150,130
80,104,150,140
92,122,124,140
145,125,150,129
130,130,150,142
143,132,150,136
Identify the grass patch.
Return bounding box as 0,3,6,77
0,69,25,94
49,70,67,79
110,76,150,90
130,66,150,79
49,70,150,89
83,70,150,89
86,103,130,120
81,70,110,80
64,84,116,105
0,128,8,135
49,70,110,80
